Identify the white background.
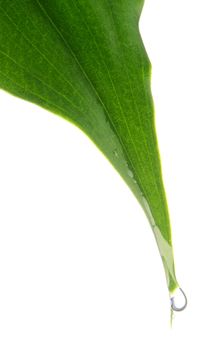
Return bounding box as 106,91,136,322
0,0,224,348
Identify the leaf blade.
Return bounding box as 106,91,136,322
0,0,179,293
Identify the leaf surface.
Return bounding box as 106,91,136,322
0,0,180,294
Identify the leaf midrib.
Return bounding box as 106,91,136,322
35,0,148,195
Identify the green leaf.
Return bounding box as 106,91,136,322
0,0,181,297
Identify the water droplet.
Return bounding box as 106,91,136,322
142,197,155,226
113,150,119,158
170,288,187,312
127,169,134,178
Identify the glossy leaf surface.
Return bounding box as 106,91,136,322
0,0,180,294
